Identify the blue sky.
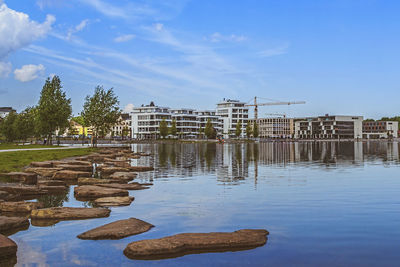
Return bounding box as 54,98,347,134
0,0,399,118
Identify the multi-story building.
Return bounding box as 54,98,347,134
131,102,171,139
362,121,399,139
0,107,15,119
195,110,221,136
216,99,249,139
109,113,132,137
249,117,294,138
294,115,363,139
170,109,198,138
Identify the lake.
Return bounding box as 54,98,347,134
13,141,400,266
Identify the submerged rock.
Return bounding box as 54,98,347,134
1,172,37,185
124,229,269,260
78,218,153,240
31,207,110,220
52,170,91,180
96,183,151,190
0,234,17,260
94,196,135,207
0,201,42,213
25,167,62,177
74,185,128,200
0,216,29,235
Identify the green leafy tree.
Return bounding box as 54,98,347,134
15,107,36,142
169,119,177,137
198,126,204,139
37,76,72,144
122,126,130,139
235,120,242,138
159,118,168,138
204,119,213,139
246,122,252,138
81,86,120,146
253,121,259,138
0,111,18,142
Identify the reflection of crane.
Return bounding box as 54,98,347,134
245,96,306,119
265,113,286,118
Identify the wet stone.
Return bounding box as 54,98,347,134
109,172,137,182
0,216,29,235
124,229,269,260
77,178,125,185
96,183,151,190
78,218,153,240
0,234,17,260
1,172,37,185
52,170,91,180
31,207,110,220
74,185,128,200
0,185,46,196
0,201,42,213
94,196,135,207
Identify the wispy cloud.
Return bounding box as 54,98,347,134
258,43,289,57
113,34,135,43
67,19,89,40
208,32,247,43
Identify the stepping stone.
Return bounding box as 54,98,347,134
0,172,37,185
78,218,153,240
25,167,62,177
109,172,137,182
124,229,269,260
31,207,110,220
94,196,135,207
74,185,128,200
30,161,53,168
38,185,67,193
38,180,66,186
57,165,92,172
0,216,29,235
77,178,125,185
0,234,17,260
0,201,42,213
52,170,91,180
0,185,46,196
98,167,131,176
96,183,151,190
53,160,92,166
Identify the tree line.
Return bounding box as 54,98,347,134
0,76,120,146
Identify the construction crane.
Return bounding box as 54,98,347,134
245,96,306,120
265,113,286,118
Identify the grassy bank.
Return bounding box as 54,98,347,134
0,148,97,173
0,143,60,150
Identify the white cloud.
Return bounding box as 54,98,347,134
0,61,12,77
66,19,89,40
114,34,135,43
258,43,289,57
123,103,134,113
154,23,164,31
0,3,55,59
14,64,45,82
209,32,247,43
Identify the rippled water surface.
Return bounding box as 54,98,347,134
13,141,400,266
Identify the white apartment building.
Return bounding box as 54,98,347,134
363,121,399,139
195,110,221,135
109,113,131,137
216,99,249,139
249,117,294,138
294,115,363,139
170,109,198,138
0,107,15,119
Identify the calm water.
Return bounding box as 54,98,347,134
13,141,400,266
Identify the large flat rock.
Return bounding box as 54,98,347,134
38,180,66,186
74,185,128,200
77,178,125,185
78,218,153,240
57,164,92,172
96,183,151,190
25,167,62,177
124,229,269,260
53,160,92,167
1,172,37,185
94,196,134,207
0,185,46,196
0,216,29,235
31,207,110,220
30,161,53,168
0,201,42,213
52,170,91,180
109,172,137,182
98,167,131,176
0,234,17,260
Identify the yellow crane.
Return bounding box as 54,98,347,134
245,96,306,120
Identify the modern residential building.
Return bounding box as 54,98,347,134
109,113,132,137
216,99,249,139
249,117,294,138
0,107,15,119
362,121,399,139
294,115,363,139
195,110,221,136
170,109,198,138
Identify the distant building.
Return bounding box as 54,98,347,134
195,110,221,136
109,113,132,137
363,121,399,139
216,99,249,138
294,115,363,139
0,107,16,119
67,120,93,137
170,109,198,139
249,117,294,138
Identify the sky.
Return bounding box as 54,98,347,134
0,0,399,119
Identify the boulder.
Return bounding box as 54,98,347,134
57,165,93,172
30,161,53,168
129,166,154,172
96,183,151,190
0,216,29,235
0,234,17,259
31,207,110,220
77,178,125,185
25,167,62,177
78,218,153,240
0,201,42,213
1,172,37,185
109,172,137,181
0,185,46,196
124,229,269,260
38,180,66,186
93,196,135,207
74,185,128,200
52,170,91,180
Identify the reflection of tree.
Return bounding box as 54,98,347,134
205,143,215,169
159,144,168,167
37,187,70,208
169,146,176,167
235,144,242,164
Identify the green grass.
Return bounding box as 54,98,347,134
0,148,97,173
0,143,61,150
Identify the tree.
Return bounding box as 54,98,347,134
122,126,130,139
81,86,120,146
235,120,242,138
14,107,36,142
253,121,259,138
169,119,177,137
37,76,72,144
246,122,252,139
204,119,214,139
0,111,18,142
159,118,168,138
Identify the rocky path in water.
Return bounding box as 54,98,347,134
0,147,269,263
